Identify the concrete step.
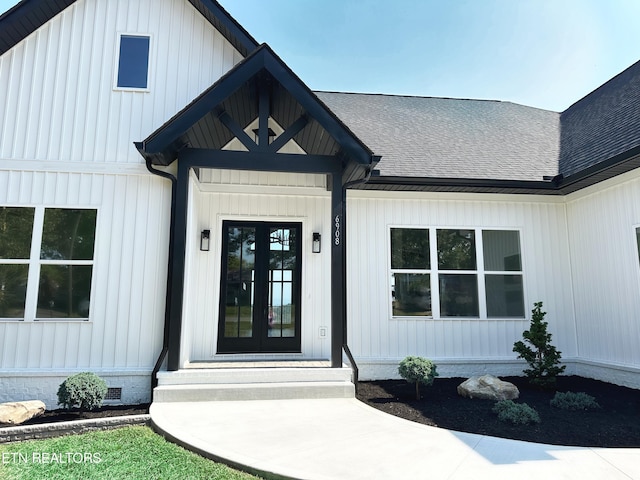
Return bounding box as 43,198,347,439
153,380,355,402
156,366,353,386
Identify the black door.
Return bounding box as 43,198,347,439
217,221,302,353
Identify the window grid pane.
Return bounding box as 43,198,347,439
485,274,525,317
483,230,521,271
117,35,150,89
41,209,97,261
0,264,29,318
439,274,479,317
391,273,431,316
437,229,476,270
37,265,93,319
0,207,34,259
390,228,429,269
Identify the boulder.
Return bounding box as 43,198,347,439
0,400,46,426
457,375,519,401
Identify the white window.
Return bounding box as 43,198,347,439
0,207,97,321
390,227,524,319
115,34,150,90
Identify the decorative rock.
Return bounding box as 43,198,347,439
457,375,519,401
0,401,46,426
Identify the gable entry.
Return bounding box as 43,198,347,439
136,45,378,371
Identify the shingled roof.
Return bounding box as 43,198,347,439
316,92,560,183
560,59,640,178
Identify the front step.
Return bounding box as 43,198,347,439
154,366,355,402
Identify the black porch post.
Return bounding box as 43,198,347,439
167,159,190,371
330,172,346,368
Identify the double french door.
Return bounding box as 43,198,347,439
217,221,302,353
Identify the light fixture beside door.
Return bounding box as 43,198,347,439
312,232,321,253
200,229,210,251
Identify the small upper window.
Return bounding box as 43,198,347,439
116,35,150,89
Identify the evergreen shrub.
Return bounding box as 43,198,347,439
550,391,600,410
398,356,438,400
492,400,541,425
57,372,108,411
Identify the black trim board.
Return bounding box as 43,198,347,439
361,148,640,195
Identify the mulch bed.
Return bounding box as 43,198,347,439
11,376,640,447
356,376,640,447
17,404,150,426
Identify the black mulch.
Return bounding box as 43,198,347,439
16,404,150,426
356,376,640,447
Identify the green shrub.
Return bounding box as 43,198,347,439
57,372,108,411
398,356,438,400
513,301,566,388
492,400,541,425
550,391,600,411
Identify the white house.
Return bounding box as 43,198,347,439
1,0,639,408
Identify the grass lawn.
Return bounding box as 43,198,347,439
0,425,261,480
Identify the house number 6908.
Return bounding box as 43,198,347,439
334,215,341,246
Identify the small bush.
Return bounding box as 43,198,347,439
398,356,438,400
492,400,541,425
57,372,108,411
550,391,600,411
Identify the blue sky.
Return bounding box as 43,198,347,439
2,0,639,111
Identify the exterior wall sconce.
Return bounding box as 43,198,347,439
200,229,210,251
312,232,321,253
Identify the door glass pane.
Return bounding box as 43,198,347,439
390,228,429,269
391,273,431,316
486,274,525,317
437,229,476,270
268,228,296,338
0,207,34,259
483,230,521,271
439,274,479,317
37,265,93,318
224,227,255,338
41,209,96,260
0,264,29,318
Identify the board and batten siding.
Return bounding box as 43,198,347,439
183,172,333,363
0,169,170,406
565,170,640,386
346,191,577,380
0,0,243,165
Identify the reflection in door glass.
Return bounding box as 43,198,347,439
268,228,296,338
224,227,255,338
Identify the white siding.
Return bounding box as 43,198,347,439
0,170,169,372
184,174,332,362
566,172,640,370
347,191,577,377
0,0,243,164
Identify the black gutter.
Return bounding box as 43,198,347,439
337,162,377,381
141,156,177,395
363,175,560,194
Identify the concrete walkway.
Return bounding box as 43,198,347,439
150,398,640,480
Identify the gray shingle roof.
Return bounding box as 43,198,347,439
316,92,560,182
316,60,640,187
560,59,640,178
